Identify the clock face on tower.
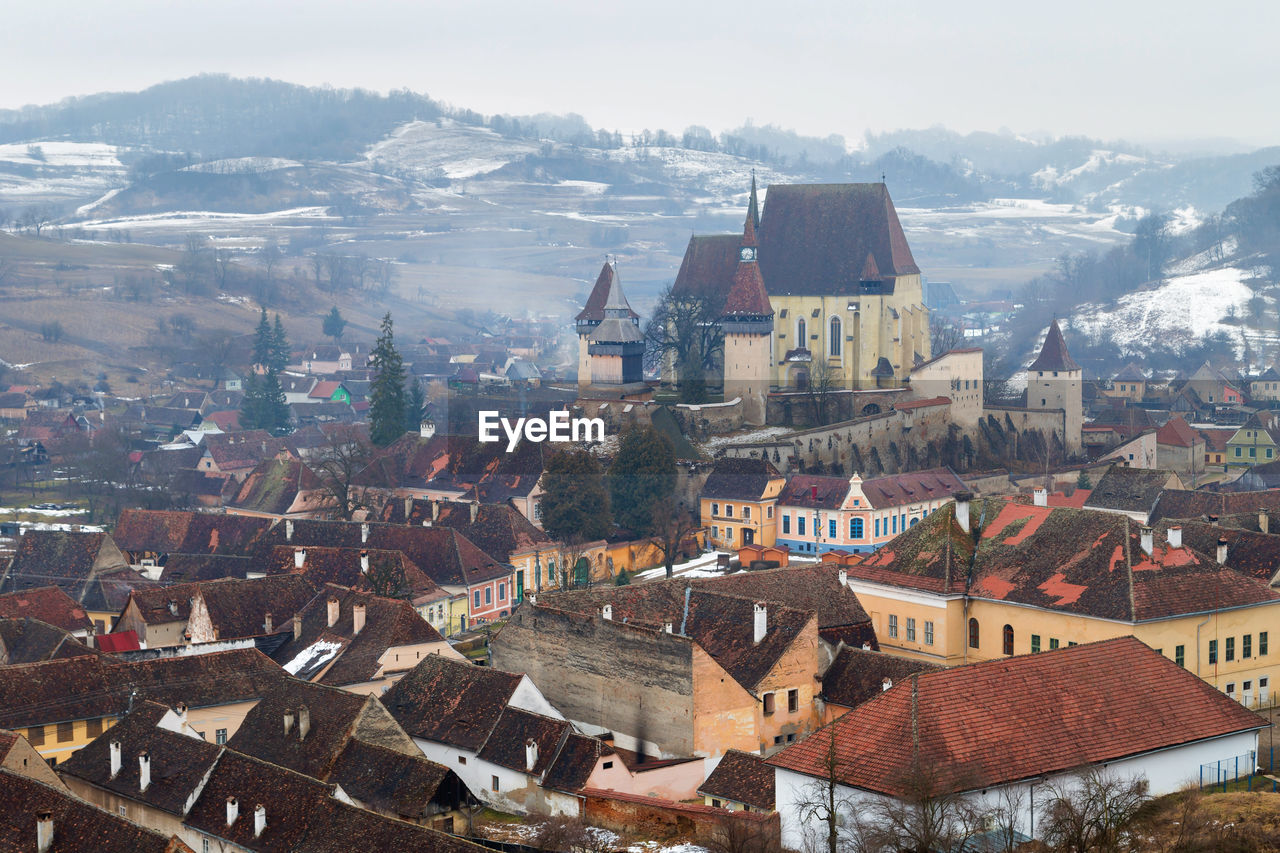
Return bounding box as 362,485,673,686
740,246,756,261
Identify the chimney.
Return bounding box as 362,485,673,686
361,522,370,544
226,797,239,827
138,751,151,792
360,550,370,574
285,520,294,542
601,604,612,621
283,710,294,736
1140,526,1154,557
109,740,121,778
294,548,306,569
36,811,53,853
528,593,537,606
352,603,366,636
470,501,479,523
263,612,273,634
1168,526,1183,549
954,491,973,533
838,568,848,588
432,500,440,522
1261,508,1271,535
664,621,673,634
862,642,872,650
1033,487,1047,507
753,603,767,644
525,738,539,772
298,705,310,741
1217,538,1229,566
175,702,188,726
881,677,893,692
327,596,340,628
811,484,818,501
254,804,267,838
292,614,302,641
404,496,413,519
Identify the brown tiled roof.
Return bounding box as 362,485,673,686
122,582,201,626
698,749,775,810
859,467,966,510
0,586,91,633
1151,488,1280,525
0,767,192,853
672,234,741,313
723,215,773,316
576,262,638,324
194,575,320,641
386,499,553,562
58,701,222,818
1114,363,1146,382
269,585,445,687
383,654,523,751
689,566,873,638
1027,319,1080,372
820,646,943,709
327,738,455,819
112,509,274,557
1156,416,1199,448
157,554,257,584
768,637,1266,796
1156,520,1280,584
475,707,570,775
229,456,327,515
1201,428,1235,453
777,475,849,510
1084,466,1178,515
0,530,125,600
351,433,452,491
265,546,441,600
702,456,783,501
0,618,99,665
852,499,1280,621
202,431,293,471
540,732,609,793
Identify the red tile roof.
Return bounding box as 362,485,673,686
858,467,966,510
0,586,92,633
1028,319,1079,372
768,637,1265,796
1157,416,1200,448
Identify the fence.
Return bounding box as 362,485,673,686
1199,750,1263,791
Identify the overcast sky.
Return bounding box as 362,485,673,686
3,0,1278,148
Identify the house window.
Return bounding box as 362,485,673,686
762,693,775,715
1226,682,1237,698
485,587,492,605
767,505,773,518
829,317,842,357
1049,638,1059,650
712,798,723,808
1176,645,1185,667
788,689,799,713
888,615,898,639
875,518,881,538
458,756,467,765
491,775,500,792
1236,448,1242,457
798,516,806,536
851,517,864,539
1262,632,1269,656
828,519,836,538
474,591,481,608
603,761,613,769
924,621,934,646
1210,640,1218,665
1226,637,1235,662
892,515,898,534
1244,634,1252,659
743,506,751,520
1031,634,1041,654
712,502,720,517
782,516,790,535
725,527,733,543
203,839,211,853
27,726,44,746
797,318,807,344
215,728,227,745
119,805,127,817
725,504,734,518
56,722,73,742
905,618,916,642
1002,624,1014,656
968,618,979,649
498,583,506,602
86,717,103,738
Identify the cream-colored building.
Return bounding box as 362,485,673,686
1026,319,1083,456
908,347,984,427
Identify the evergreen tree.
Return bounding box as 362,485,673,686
539,449,612,542
369,312,407,446
252,308,272,368
608,425,677,535
270,314,290,371
405,376,426,433
322,306,347,342
239,373,265,430
260,369,290,433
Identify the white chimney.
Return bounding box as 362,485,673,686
954,491,973,533
138,751,151,792
525,738,538,772
861,642,872,650
361,522,370,544
36,811,53,853
254,804,267,838
298,705,310,741
283,711,294,735
109,740,121,778
838,568,848,588
263,612,273,634
1140,526,1154,557
528,593,537,606
360,550,370,574
753,603,767,644
285,520,294,542
327,597,340,628
175,702,188,726
1218,538,1229,566
1033,487,1047,507
432,500,440,522
294,548,306,569
664,621,673,634
226,797,239,827
352,603,366,636
881,677,893,692
470,501,479,523
293,614,302,641
1168,526,1182,549
1261,509,1271,534
601,604,612,621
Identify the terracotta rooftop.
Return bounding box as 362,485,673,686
228,455,328,516
112,509,274,557
698,749,775,811
858,467,966,510
820,646,944,710
0,586,92,634
1083,465,1178,516
576,261,638,324
777,475,850,510
769,637,1266,797
383,498,553,562
265,545,441,600
702,456,783,501
1150,488,1280,525
383,655,525,751
0,617,99,665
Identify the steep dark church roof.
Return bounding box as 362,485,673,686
576,261,639,324
1029,319,1080,372
723,208,773,317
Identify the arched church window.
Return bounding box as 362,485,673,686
796,318,807,345
829,316,842,358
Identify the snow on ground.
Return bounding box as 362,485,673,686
605,146,796,199
1068,266,1263,358
0,141,122,168
75,207,333,230
0,507,87,518
363,119,540,180
628,842,709,853
635,552,725,581
699,425,796,453
180,157,304,173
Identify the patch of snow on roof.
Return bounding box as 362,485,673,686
283,639,344,676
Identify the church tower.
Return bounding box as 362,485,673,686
575,261,636,389
1027,319,1083,456
721,186,774,426
585,263,646,391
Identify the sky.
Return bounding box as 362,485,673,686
3,0,1278,148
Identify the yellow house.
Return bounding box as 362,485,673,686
1226,413,1280,468
1104,363,1148,401
700,457,786,549
843,496,1280,706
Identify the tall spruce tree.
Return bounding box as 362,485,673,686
369,312,407,446
608,425,677,535
252,308,272,368
405,377,426,433
270,314,290,371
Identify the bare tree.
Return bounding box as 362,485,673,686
261,237,282,287
705,812,782,853
650,496,698,579
1040,768,1148,853
794,726,855,853
804,357,840,427
929,316,966,356
849,760,987,853
309,424,374,521
645,284,725,404
213,248,233,290
532,817,616,853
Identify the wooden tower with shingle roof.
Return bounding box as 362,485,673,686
721,188,775,425
1028,319,1083,455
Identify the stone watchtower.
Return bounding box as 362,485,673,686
576,261,639,389
721,189,774,426
1027,319,1083,456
